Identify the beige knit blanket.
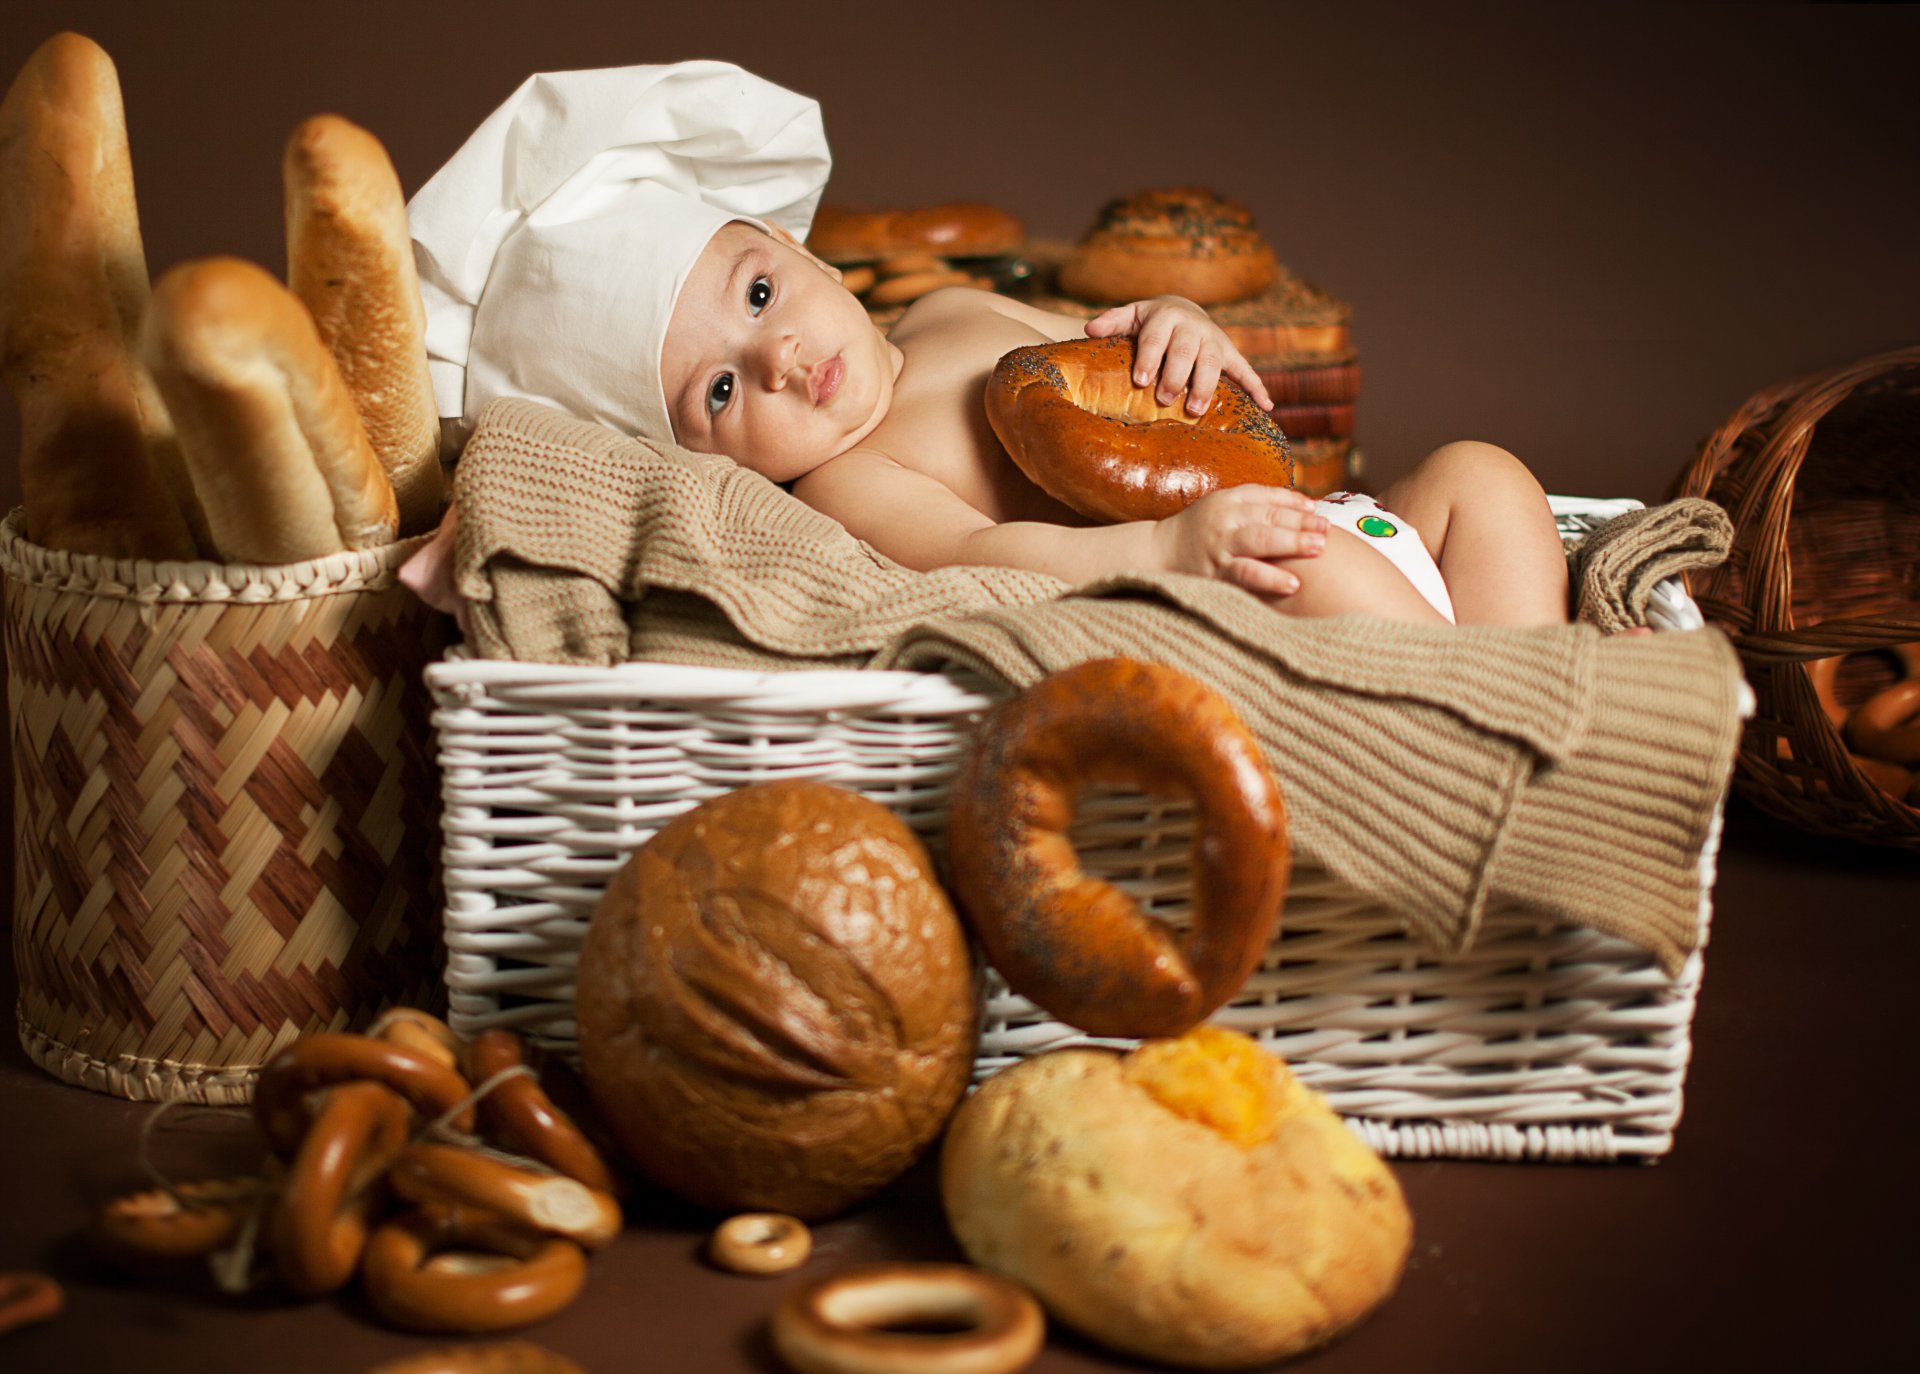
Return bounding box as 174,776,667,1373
449,398,1745,973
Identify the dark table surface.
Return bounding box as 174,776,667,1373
1,798,1914,1374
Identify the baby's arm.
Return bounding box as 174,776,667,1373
799,448,1326,593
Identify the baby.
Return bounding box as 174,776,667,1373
657,222,1570,627
400,63,1569,632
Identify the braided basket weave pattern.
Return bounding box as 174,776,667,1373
1675,346,1920,848
1,510,449,1102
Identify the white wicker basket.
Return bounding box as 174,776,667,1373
426,498,1724,1163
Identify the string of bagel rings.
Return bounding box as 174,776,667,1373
86,1010,622,1336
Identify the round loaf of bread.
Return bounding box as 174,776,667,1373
807,201,1024,264
575,780,978,1221
1060,187,1280,306
941,1027,1411,1369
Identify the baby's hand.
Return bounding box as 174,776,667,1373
1084,296,1274,415
1152,485,1327,597
397,505,472,637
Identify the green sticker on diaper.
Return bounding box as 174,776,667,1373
1356,514,1398,538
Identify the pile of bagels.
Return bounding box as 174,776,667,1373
89,1008,616,1372
0,32,443,566
804,200,1029,315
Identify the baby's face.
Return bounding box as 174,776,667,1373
661,223,901,482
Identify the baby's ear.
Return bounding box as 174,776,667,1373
770,223,843,283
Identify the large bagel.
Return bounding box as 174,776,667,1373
984,336,1295,524
946,658,1289,1039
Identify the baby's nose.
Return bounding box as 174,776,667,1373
756,333,801,390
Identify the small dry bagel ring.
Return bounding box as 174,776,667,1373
983,336,1294,524
89,1176,266,1268
273,1080,413,1295
360,1211,588,1334
389,1144,622,1249
0,1272,64,1335
365,1341,587,1374
947,658,1289,1039
1845,678,1920,766
770,1263,1044,1374
709,1212,812,1276
372,1007,466,1071
465,1029,618,1194
254,1032,475,1155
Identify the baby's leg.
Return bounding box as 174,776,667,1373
1264,525,1450,624
1374,441,1568,626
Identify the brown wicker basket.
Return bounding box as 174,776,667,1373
1674,345,1920,848
1,510,451,1102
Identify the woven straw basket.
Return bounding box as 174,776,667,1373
1674,346,1920,848
1,510,450,1103
429,498,1723,1163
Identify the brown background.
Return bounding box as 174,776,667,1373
4,0,1918,504
3,3,1917,1372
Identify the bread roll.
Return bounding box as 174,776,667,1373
575,780,979,1221
283,113,443,534
0,31,202,559
942,1028,1411,1368
1060,186,1280,307
142,256,399,562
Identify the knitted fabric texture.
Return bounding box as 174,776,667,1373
1566,497,1734,633
450,398,1746,972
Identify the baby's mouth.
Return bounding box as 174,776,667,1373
810,355,844,406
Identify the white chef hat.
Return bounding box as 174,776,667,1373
408,61,830,451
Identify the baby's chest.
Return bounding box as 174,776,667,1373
875,383,1077,524
883,312,1081,522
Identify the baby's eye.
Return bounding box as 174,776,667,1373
747,275,772,315
707,372,735,417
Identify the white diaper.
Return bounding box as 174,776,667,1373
1312,491,1456,623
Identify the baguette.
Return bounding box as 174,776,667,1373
0,31,202,559
142,256,399,563
283,113,443,535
